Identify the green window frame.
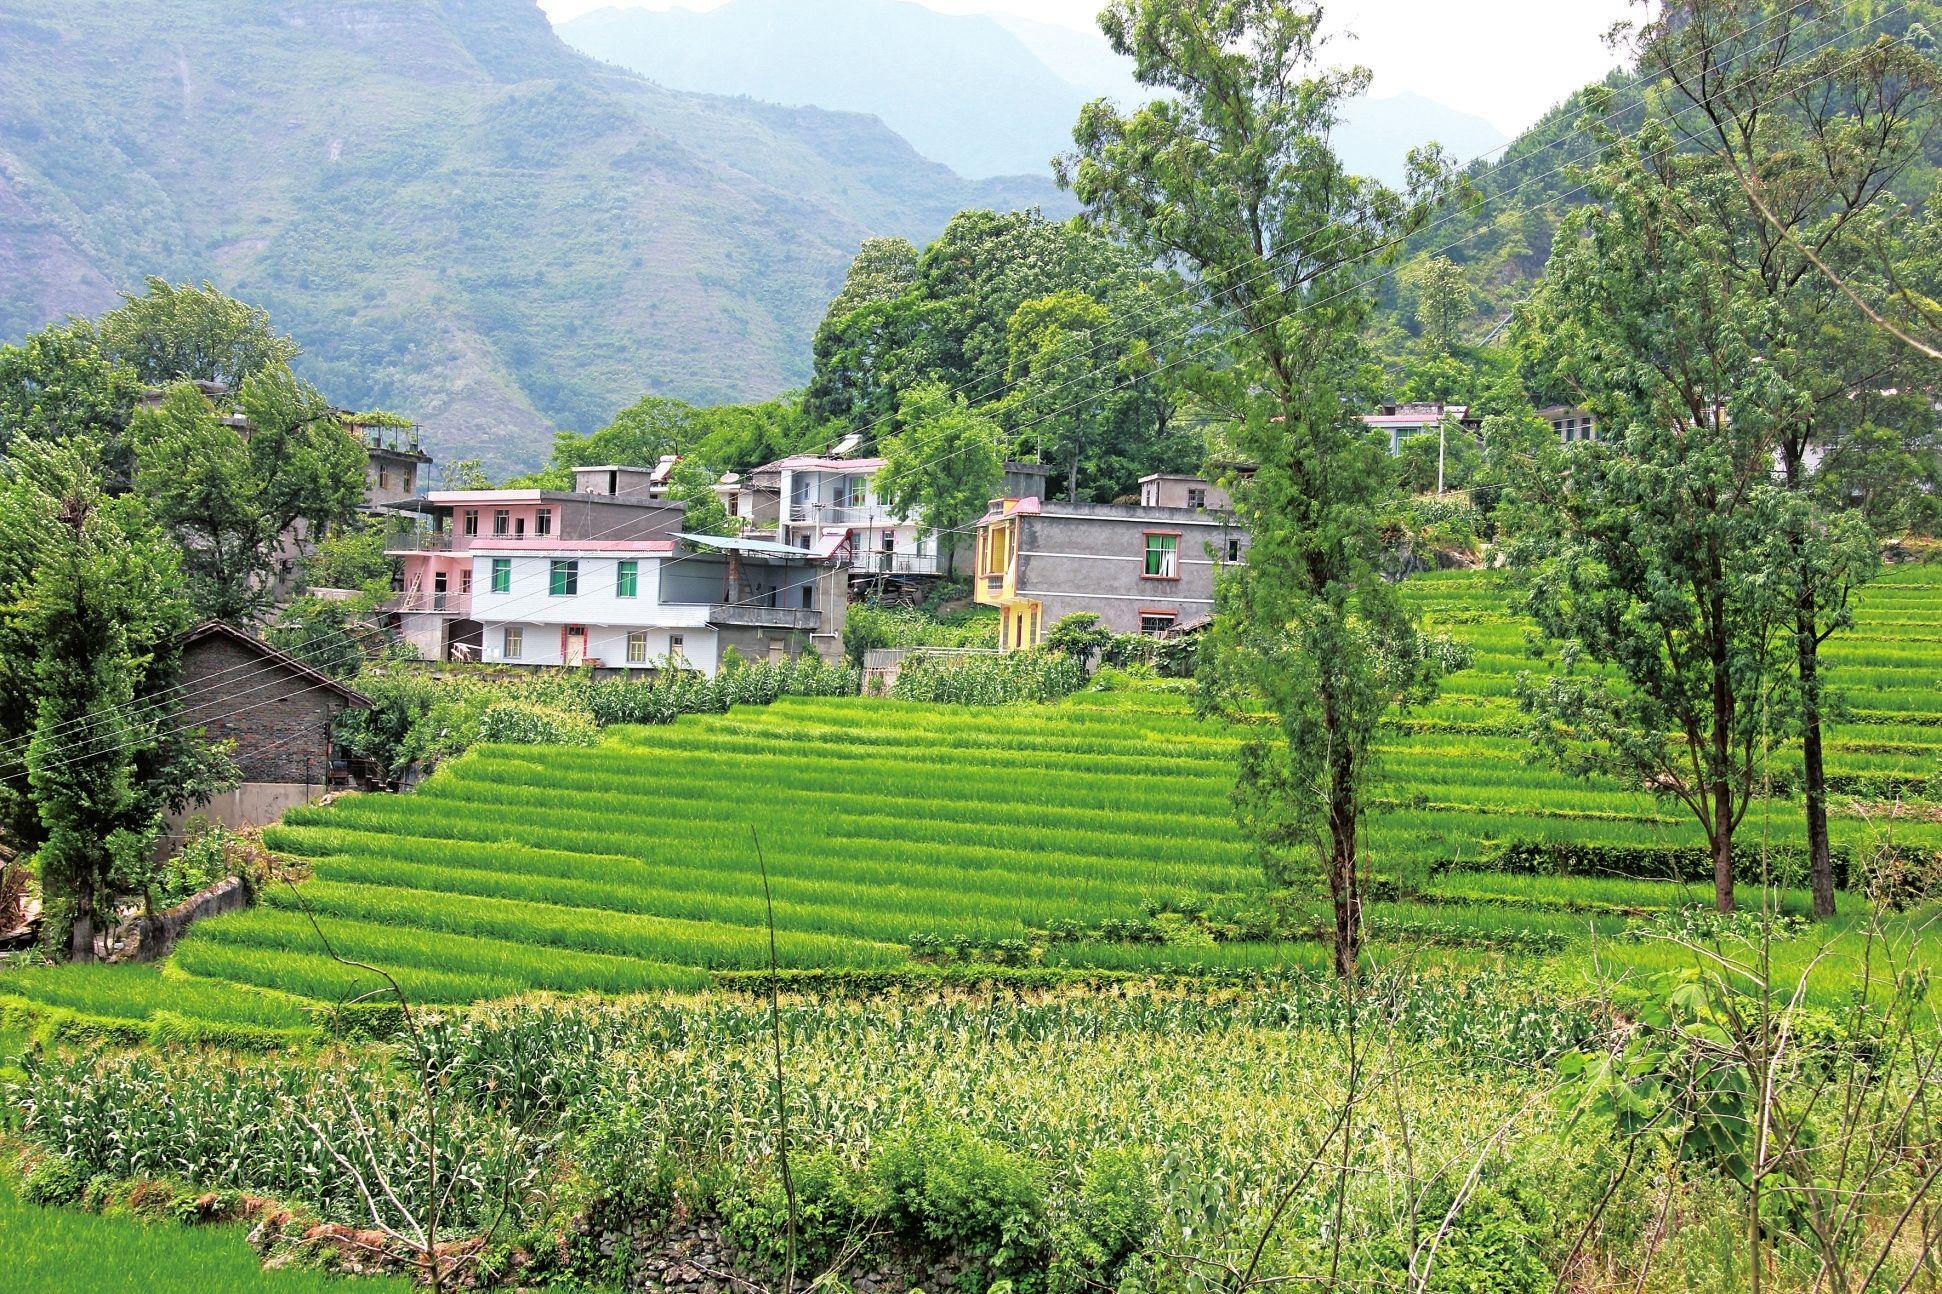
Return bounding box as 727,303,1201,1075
490,558,511,594
549,559,579,596
616,560,638,598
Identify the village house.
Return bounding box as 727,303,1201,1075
172,621,371,829
1537,404,1603,444
974,473,1247,649
716,439,942,579
387,467,848,672
1361,402,1484,456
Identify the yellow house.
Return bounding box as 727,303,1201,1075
974,498,1043,650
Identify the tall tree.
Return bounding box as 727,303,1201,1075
98,277,300,391
0,440,230,959
875,381,1004,571
1626,0,1940,916
0,320,141,468
1004,291,1121,501
1399,254,1473,353
1063,0,1453,977
1511,114,1802,914
132,366,366,622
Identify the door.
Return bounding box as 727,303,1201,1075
565,625,587,666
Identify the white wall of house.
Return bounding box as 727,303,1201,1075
478,621,722,673
467,552,725,672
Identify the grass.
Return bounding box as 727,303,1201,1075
0,1168,411,1294
7,564,1942,1027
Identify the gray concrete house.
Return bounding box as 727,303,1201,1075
974,474,1248,648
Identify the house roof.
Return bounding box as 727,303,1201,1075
674,532,837,561
178,621,371,709
751,454,887,474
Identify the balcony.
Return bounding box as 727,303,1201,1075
851,550,942,577
786,504,878,527
385,531,453,554
391,592,472,617
708,605,821,631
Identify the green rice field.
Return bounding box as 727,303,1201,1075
4,566,1941,1035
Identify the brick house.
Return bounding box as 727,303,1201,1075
175,622,371,828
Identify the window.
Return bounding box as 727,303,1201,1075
492,509,510,536
378,470,391,491
460,569,472,595
668,634,685,660
1187,488,1207,510
846,476,869,509
626,631,649,664
984,523,1011,575
549,560,579,596
1143,532,1180,579
1227,538,1243,563
502,627,523,659
463,510,479,537
1141,612,1177,637
490,558,511,594
535,508,553,537
616,560,638,598
882,531,896,554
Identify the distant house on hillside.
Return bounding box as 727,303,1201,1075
1537,404,1604,445
974,473,1247,649
387,467,848,672
135,383,434,515
174,621,370,830
1361,402,1483,456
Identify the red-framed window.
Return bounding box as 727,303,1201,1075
1142,531,1181,580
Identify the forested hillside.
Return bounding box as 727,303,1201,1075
0,0,1063,472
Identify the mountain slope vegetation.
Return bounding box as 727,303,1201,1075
0,0,1062,472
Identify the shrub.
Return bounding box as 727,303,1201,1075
153,825,278,908
1049,1147,1156,1293
893,651,1085,705
1475,839,1857,890
870,1123,1047,1272
19,1152,84,1206
723,1149,869,1276
477,701,601,747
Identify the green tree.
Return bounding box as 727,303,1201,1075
0,440,232,958
1510,115,1803,915
132,366,366,622
1399,255,1473,352
302,520,397,599
1626,0,1940,917
1005,292,1119,501
0,320,141,470
1064,0,1454,977
876,382,1004,571
98,277,300,390
438,458,492,490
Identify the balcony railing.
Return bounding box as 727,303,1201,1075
851,551,942,576
786,504,880,526
709,605,821,631
385,531,453,553
391,592,472,616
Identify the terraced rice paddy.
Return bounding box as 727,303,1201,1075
5,566,1941,1035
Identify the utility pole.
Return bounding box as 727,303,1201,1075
1437,418,1447,496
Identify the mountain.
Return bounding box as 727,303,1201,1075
559,0,1507,187
559,0,1087,180
0,0,1066,473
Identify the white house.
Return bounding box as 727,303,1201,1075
718,450,942,577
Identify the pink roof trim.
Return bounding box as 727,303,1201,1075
467,540,676,555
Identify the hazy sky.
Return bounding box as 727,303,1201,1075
536,0,1638,137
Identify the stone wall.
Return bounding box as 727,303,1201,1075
581,1211,975,1294
133,876,249,961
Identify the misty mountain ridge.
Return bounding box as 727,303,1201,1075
559,0,1509,185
